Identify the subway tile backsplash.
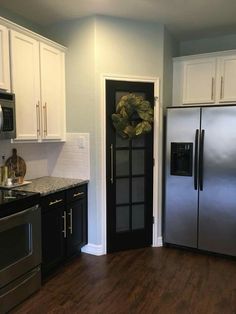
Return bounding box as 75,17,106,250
0,133,90,180
47,133,90,180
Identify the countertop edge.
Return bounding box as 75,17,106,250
13,177,89,196
39,180,89,196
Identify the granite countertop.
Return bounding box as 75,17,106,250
14,176,88,196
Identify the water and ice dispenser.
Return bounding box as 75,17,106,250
170,142,193,176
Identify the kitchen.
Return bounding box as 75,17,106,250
1,0,236,313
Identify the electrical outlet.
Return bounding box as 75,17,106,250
78,136,85,149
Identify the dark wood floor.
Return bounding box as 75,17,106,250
12,247,236,314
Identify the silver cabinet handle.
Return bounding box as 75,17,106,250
110,144,114,184
62,211,67,238
49,199,63,206
36,101,40,137
43,102,48,136
73,191,84,198
220,76,224,99
211,77,214,100
0,104,3,131
68,208,73,235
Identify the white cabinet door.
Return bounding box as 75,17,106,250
183,58,216,104
10,30,40,140
218,55,236,102
0,25,10,91
40,43,65,140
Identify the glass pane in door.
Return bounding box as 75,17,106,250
116,134,129,148
132,204,145,230
132,136,145,148
0,224,32,270
132,177,145,202
116,150,129,176
132,150,145,175
116,206,130,232
116,178,129,204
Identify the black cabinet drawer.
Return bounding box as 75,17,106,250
67,185,87,203
41,191,66,212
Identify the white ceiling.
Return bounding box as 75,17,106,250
0,0,236,39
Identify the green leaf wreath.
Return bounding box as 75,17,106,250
111,94,154,139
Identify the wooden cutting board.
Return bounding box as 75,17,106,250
5,148,26,178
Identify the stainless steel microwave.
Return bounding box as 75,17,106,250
0,92,16,140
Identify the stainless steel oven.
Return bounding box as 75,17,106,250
0,197,41,313
0,91,16,140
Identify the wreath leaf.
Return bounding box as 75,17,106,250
112,94,153,139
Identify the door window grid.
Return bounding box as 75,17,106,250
115,137,147,233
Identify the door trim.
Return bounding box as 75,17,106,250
101,74,161,254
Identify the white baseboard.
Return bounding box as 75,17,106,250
157,236,163,247
81,243,105,256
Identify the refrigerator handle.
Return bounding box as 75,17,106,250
199,129,205,191
194,129,199,190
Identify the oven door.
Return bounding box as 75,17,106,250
0,205,41,288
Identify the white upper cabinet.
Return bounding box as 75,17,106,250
10,30,66,142
217,55,236,102
10,31,40,140
40,43,65,140
173,51,236,106
183,58,216,104
0,25,10,91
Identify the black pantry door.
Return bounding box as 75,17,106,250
106,80,154,253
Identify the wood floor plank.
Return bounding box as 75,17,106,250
11,247,236,314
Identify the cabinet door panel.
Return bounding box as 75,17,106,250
40,43,65,140
67,198,87,257
41,206,65,275
10,30,40,140
0,25,10,91
183,58,216,104
218,56,236,102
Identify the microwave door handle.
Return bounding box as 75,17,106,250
0,105,3,131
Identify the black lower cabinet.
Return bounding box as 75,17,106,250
41,206,65,275
41,184,88,278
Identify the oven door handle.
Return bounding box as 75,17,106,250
0,205,39,222
0,104,3,131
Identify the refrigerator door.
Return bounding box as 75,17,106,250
199,106,236,256
165,107,200,247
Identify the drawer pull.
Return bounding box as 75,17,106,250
73,192,84,198
49,198,63,206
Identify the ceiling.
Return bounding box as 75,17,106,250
0,0,236,40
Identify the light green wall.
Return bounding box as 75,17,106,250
47,15,166,245
0,6,44,34
46,17,99,243
180,33,236,56
95,16,166,243
163,28,179,109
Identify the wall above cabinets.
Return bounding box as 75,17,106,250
0,17,66,142
173,50,236,106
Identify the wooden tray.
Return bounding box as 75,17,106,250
0,181,31,189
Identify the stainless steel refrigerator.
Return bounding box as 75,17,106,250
164,105,236,256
